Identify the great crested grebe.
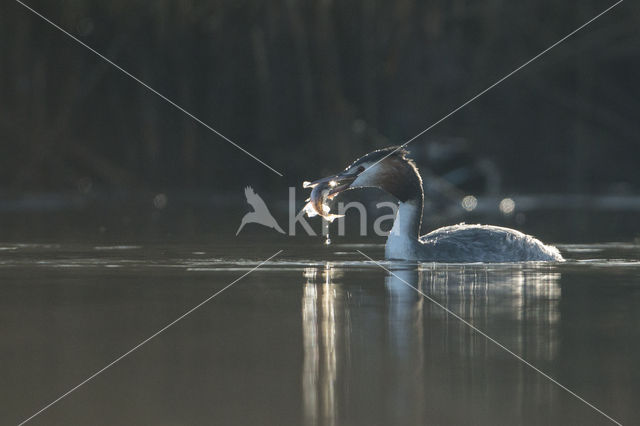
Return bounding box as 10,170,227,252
304,147,563,262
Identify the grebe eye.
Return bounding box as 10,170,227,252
357,166,365,173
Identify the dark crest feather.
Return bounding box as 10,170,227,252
347,146,422,203
347,146,412,170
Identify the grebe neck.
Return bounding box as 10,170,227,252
385,195,423,260
389,198,423,240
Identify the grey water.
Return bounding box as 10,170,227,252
1,241,640,425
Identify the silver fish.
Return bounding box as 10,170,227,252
302,179,343,222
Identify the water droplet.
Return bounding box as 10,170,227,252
323,219,331,245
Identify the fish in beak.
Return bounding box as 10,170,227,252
302,170,359,221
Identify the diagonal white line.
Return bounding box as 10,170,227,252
17,250,283,426
364,0,623,173
356,250,623,426
13,0,284,177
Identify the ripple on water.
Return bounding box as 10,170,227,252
0,242,638,270
93,245,142,251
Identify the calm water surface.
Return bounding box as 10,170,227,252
1,241,639,425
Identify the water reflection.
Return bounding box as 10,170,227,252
302,265,347,426
420,265,562,361
301,264,561,425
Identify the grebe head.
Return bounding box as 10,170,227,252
308,146,423,203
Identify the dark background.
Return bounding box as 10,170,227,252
0,0,639,241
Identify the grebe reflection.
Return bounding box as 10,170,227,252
301,264,561,424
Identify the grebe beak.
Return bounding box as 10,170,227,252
304,170,359,199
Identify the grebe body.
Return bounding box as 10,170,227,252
305,147,563,263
